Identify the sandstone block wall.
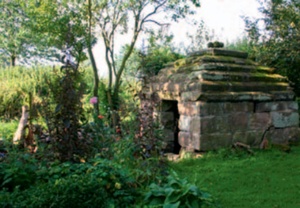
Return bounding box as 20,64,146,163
143,48,300,152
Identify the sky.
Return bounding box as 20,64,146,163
196,0,261,42
94,0,262,77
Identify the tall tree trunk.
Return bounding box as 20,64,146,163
88,48,99,116
88,0,99,116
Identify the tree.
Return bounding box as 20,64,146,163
0,0,30,66
3,0,200,125
244,0,300,95
93,0,201,126
23,0,100,115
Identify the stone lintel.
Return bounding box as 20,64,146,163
178,101,254,116
157,91,180,101
194,91,295,102
196,71,287,83
187,81,289,93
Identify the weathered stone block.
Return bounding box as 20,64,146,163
200,116,231,134
197,133,232,151
271,112,299,128
256,101,298,112
192,133,201,151
181,91,202,101
248,113,271,130
179,115,201,133
162,82,183,92
266,127,300,144
198,102,253,116
178,115,192,131
228,113,249,132
178,131,194,150
178,102,201,116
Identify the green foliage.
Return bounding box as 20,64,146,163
25,0,91,63
0,157,137,208
0,121,18,141
0,0,31,66
244,0,300,95
0,66,52,120
123,33,184,77
143,173,215,208
225,37,259,61
0,152,38,191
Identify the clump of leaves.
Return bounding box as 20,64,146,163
0,152,38,191
0,158,138,208
143,172,215,208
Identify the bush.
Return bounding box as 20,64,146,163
0,152,38,191
143,173,215,208
0,158,137,208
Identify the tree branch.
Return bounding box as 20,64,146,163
143,19,170,26
142,0,167,22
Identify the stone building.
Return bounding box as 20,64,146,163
141,48,300,153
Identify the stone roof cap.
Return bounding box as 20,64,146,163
189,48,248,59
147,49,295,102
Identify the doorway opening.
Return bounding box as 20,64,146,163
161,100,181,154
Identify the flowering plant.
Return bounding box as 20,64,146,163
90,96,98,104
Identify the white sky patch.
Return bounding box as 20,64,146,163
171,0,262,47
95,0,262,77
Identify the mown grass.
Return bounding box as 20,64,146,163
171,147,300,208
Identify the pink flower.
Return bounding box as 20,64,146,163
90,96,98,104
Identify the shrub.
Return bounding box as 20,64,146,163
0,152,38,191
0,158,137,208
143,172,215,208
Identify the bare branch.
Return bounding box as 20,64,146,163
143,19,170,27
142,0,167,23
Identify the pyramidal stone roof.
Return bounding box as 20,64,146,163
151,48,295,102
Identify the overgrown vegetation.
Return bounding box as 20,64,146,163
0,65,214,207
1,0,300,207
244,0,300,96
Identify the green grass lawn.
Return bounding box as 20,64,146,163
171,147,300,208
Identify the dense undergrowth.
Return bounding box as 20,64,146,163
0,66,215,207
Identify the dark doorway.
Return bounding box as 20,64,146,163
172,102,181,154
161,100,181,154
